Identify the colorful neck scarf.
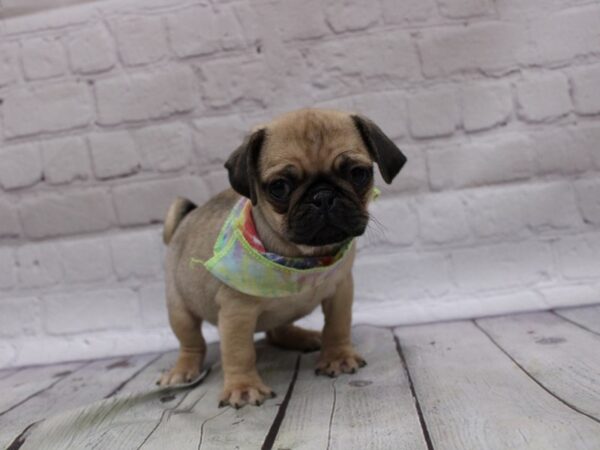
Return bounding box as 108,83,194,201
191,198,355,298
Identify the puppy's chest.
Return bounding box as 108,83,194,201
256,280,338,331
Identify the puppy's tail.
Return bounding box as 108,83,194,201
163,197,197,245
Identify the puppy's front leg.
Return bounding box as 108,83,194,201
217,287,274,408
316,274,366,377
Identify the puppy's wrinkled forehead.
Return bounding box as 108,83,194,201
259,109,370,179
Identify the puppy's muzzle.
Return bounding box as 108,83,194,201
310,188,337,214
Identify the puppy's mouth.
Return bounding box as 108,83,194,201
286,191,369,247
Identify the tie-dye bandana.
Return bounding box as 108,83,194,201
190,192,379,298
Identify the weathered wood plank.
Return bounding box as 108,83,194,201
395,320,600,450
16,360,212,450
273,326,427,450
477,311,600,419
554,305,600,335
0,353,160,449
141,342,299,450
0,361,85,416
16,345,217,450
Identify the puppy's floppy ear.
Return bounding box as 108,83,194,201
351,115,407,184
224,128,266,205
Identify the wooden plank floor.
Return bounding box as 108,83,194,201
1,306,599,450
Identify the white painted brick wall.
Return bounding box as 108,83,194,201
1,0,600,368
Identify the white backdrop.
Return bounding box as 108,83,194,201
1,0,600,368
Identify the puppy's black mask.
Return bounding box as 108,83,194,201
281,173,371,246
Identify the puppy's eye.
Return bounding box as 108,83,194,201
349,166,372,187
268,179,292,200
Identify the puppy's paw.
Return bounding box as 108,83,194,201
315,347,366,378
219,377,276,409
157,360,202,386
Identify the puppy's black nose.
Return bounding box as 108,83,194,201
311,189,336,211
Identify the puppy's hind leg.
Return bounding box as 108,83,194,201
158,293,206,386
266,324,322,352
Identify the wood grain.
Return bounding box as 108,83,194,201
554,305,600,335
141,342,299,450
395,320,600,450
273,326,427,450
16,351,212,450
477,311,600,419
0,354,160,449
0,361,85,416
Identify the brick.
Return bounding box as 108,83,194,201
0,297,40,337
140,283,169,328
465,182,581,238
418,22,526,77
0,248,17,289
437,0,493,18
381,0,436,23
464,187,528,239
217,5,247,51
575,179,600,225
523,182,582,231
494,0,559,19
59,237,113,283
376,145,429,194
252,0,329,41
408,88,459,138
3,81,92,138
460,82,512,132
354,252,451,300
167,4,244,57
350,91,407,140
526,6,600,66
111,15,168,66
580,125,600,170
65,24,115,74
204,169,231,196
3,5,93,34
95,66,198,125
134,123,192,173
452,242,552,291
88,131,141,179
113,177,209,226
44,289,138,335
20,37,66,80
0,43,19,87
0,143,43,190
305,31,420,95
429,134,534,190
516,73,571,123
110,230,162,279
198,57,271,109
192,116,249,164
556,234,600,279
364,197,418,246
19,190,115,239
0,199,20,238
530,127,594,176
570,64,600,115
324,0,381,32
417,193,469,244
17,243,63,288
41,137,91,185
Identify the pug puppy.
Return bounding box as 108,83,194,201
159,109,406,408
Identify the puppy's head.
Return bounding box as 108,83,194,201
225,109,406,250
